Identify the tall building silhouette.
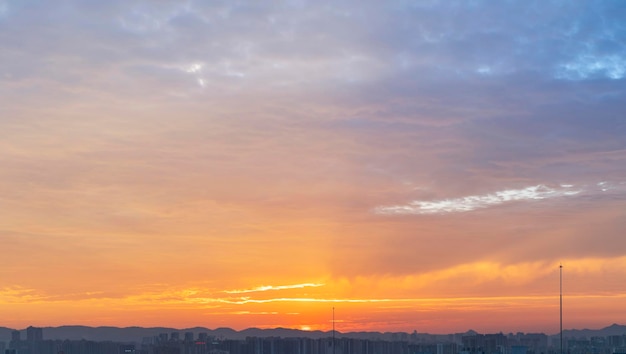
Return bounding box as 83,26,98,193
11,330,20,342
26,326,43,342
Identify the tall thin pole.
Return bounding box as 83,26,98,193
332,307,335,354
560,263,563,354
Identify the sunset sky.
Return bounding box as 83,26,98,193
1,0,626,335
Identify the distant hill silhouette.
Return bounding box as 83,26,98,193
561,323,626,338
0,324,624,343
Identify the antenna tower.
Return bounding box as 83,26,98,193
333,307,335,354
560,263,563,354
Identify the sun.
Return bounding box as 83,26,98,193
300,325,312,331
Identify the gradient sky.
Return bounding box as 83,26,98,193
1,0,626,335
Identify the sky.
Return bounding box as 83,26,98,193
1,0,626,335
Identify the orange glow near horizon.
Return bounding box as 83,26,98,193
3,258,626,333
2,0,626,336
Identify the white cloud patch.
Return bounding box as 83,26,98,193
184,63,203,74
375,184,583,215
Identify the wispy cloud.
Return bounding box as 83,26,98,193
374,184,583,215
213,297,393,305
224,283,324,294
0,286,46,303
230,311,279,315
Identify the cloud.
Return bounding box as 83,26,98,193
0,286,45,303
557,54,626,80
230,311,279,315
224,283,325,294
212,297,394,305
374,184,583,215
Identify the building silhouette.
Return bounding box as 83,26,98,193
27,326,44,342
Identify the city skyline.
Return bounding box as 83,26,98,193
7,324,626,354
1,0,626,334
